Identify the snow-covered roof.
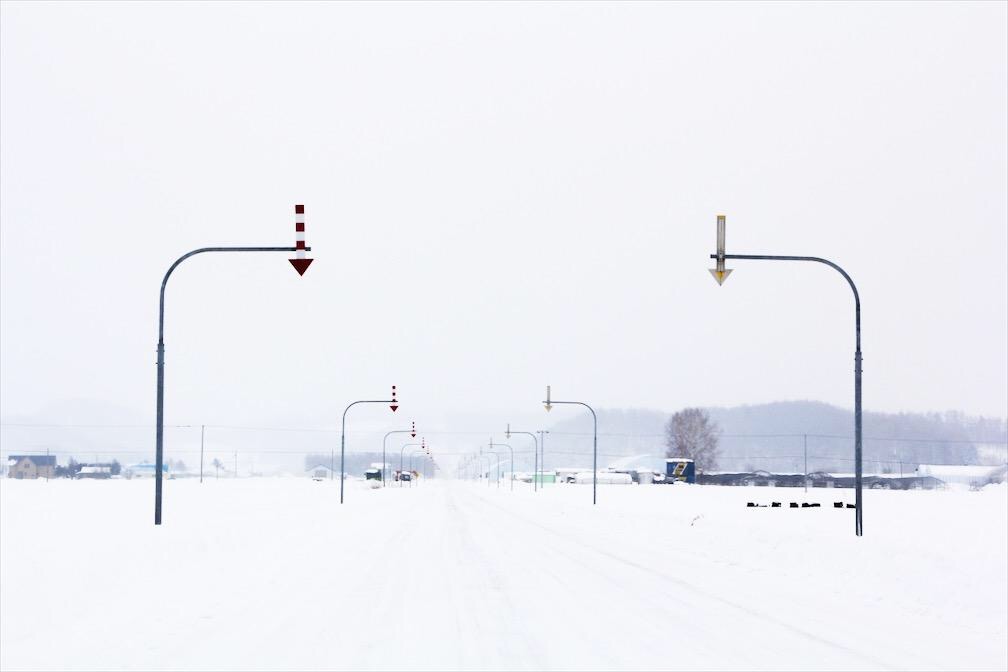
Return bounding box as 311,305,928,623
9,455,57,467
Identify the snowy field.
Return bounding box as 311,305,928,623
1,478,1005,671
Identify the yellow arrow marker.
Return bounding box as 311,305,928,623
709,268,732,285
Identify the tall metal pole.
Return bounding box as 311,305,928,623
483,449,501,488
711,250,863,536
341,397,396,504
407,449,431,482
154,245,309,526
543,389,598,505
507,429,538,491
399,441,423,486
803,433,808,494
490,440,514,491
200,425,205,484
383,427,415,487
538,430,549,491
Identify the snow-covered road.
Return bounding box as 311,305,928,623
2,478,1005,670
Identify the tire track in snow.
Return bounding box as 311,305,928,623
465,486,898,671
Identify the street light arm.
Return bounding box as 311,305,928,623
711,251,863,536
710,253,860,348
342,399,395,428
159,246,310,343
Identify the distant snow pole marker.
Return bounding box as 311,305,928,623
289,204,313,276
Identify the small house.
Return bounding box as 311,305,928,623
7,455,56,480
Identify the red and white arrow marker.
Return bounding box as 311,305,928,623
390,385,398,412
289,204,313,276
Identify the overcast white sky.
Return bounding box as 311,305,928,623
2,2,1006,441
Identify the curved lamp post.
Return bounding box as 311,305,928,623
489,439,514,491
382,422,417,487
399,439,425,486
408,448,432,481
506,425,539,491
153,241,312,526
480,448,502,487
709,215,864,537
341,388,398,504
543,385,598,505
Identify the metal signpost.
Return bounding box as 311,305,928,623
340,386,399,503
709,215,864,537
153,204,313,525
542,386,598,504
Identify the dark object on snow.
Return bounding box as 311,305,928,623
834,502,844,508
665,459,696,484
790,502,799,508
771,502,781,507
747,502,756,507
846,503,855,508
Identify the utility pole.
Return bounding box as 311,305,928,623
538,430,549,491
200,425,205,484
804,433,808,493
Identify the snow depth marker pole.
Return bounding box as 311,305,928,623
709,214,863,536
153,206,313,525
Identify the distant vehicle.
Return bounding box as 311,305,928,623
365,468,382,481
399,472,411,482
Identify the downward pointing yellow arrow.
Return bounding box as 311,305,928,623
709,268,733,285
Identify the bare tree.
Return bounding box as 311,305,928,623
664,408,721,473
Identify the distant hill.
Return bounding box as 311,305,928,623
543,401,1007,474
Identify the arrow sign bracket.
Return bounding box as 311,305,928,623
709,214,732,285
289,204,314,276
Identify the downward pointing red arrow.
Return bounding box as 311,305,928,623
390,404,398,412
289,258,313,276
